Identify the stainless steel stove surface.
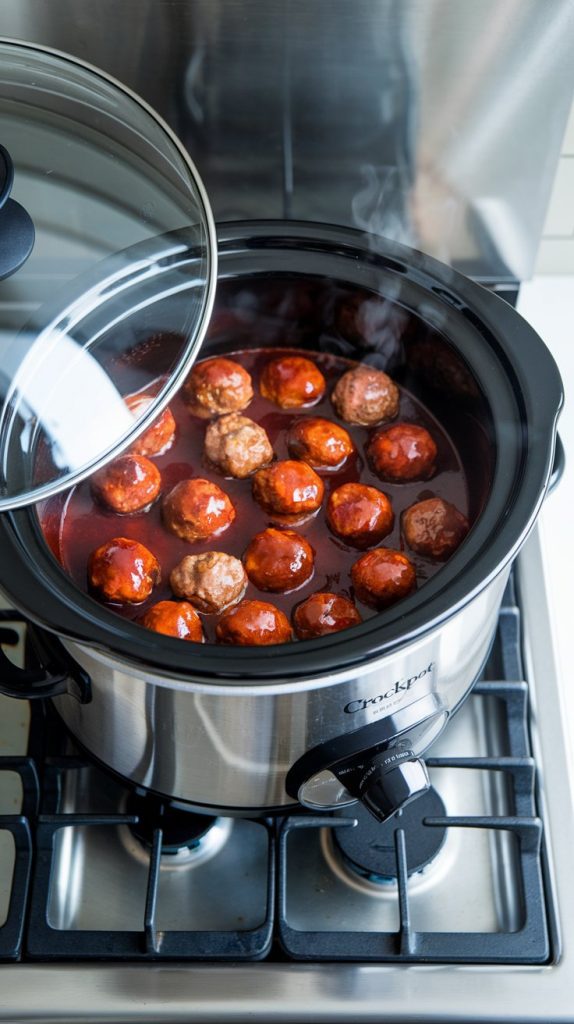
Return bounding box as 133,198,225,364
1,526,574,1022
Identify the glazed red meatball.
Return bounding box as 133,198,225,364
162,479,235,542
402,497,469,560
183,357,253,418
216,599,292,646
260,355,326,409
293,592,362,639
126,394,176,457
351,548,416,609
170,552,247,613
88,537,160,604
367,423,437,482
252,460,324,517
326,483,394,548
91,454,161,514
139,600,203,641
244,528,314,593
331,365,399,426
204,413,273,478
287,417,355,470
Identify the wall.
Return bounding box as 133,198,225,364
537,101,574,274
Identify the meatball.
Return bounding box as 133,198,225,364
351,548,416,609
126,393,176,456
367,423,437,482
402,497,469,560
293,592,362,639
162,479,235,542
326,483,394,548
139,600,203,641
216,599,292,646
244,528,314,593
91,454,161,514
259,355,326,409
335,293,403,348
252,460,324,517
183,357,253,418
287,417,355,470
204,413,273,478
331,365,399,426
170,552,247,613
88,537,160,604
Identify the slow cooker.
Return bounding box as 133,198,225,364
0,42,563,823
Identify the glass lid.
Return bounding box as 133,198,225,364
0,39,217,510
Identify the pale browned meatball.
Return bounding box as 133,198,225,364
88,537,160,604
293,592,362,639
162,479,235,542
287,417,355,470
260,355,326,409
183,357,253,418
216,599,292,646
204,413,273,478
126,394,176,456
402,498,469,560
139,600,203,641
326,483,394,548
170,552,247,613
351,548,416,609
367,423,437,482
331,365,399,426
91,455,161,514
244,528,314,592
252,460,324,517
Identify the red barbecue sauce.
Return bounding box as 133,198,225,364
39,348,470,644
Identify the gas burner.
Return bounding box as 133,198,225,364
125,791,218,855
332,786,447,882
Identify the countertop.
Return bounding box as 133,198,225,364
518,276,574,765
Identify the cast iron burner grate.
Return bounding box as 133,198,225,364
23,746,275,961
125,791,218,854
0,579,553,964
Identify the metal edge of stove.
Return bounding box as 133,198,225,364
1,525,574,1023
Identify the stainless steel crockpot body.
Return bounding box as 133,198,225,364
0,222,563,819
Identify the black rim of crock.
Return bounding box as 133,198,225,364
0,220,563,684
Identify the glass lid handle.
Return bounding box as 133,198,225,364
0,143,35,281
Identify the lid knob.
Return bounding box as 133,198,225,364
359,749,430,823
0,144,35,281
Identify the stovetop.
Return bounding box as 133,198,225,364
1,526,574,1022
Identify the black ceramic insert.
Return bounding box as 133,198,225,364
0,222,563,683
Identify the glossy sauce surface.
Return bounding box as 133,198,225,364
41,348,470,643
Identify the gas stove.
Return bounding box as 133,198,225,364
2,525,574,1021
1,8,573,1017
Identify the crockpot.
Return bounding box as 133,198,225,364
0,219,563,821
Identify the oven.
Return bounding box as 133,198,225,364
1,3,574,1021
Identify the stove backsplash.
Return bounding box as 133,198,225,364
1,0,574,285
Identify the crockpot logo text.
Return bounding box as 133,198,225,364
343,662,435,714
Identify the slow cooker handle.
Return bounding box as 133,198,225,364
548,433,565,496
0,612,91,703
0,144,35,281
